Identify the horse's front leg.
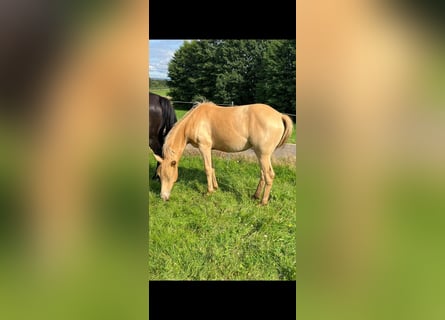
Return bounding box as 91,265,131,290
211,167,218,190
199,146,217,193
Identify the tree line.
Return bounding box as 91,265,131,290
167,40,296,115
149,78,168,89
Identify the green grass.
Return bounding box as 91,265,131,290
174,108,188,119
289,123,296,144
149,88,170,98
148,154,296,280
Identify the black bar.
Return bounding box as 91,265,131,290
149,280,296,319
149,0,296,39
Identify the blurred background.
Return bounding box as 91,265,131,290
0,0,444,319
297,0,445,319
0,0,147,319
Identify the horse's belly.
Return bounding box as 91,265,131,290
211,136,251,153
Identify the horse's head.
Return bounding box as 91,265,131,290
153,153,178,201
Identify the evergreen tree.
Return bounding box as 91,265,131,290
256,40,296,114
167,39,295,115
167,40,218,103
214,40,269,105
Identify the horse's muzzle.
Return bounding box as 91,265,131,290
160,192,170,201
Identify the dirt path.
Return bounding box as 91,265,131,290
183,143,296,165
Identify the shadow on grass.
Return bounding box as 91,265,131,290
149,164,246,202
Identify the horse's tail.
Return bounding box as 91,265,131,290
160,97,177,134
276,114,293,149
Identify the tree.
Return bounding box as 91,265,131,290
256,40,296,115
167,40,219,103
214,40,271,105
149,78,168,89
167,40,296,114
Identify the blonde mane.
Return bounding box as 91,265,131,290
162,101,216,157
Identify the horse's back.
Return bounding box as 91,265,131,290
246,103,283,119
197,102,280,120
190,103,287,153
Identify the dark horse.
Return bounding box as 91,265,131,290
149,92,177,179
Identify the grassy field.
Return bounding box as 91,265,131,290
149,88,170,98
148,154,296,280
289,123,296,144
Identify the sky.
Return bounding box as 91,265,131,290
149,40,189,79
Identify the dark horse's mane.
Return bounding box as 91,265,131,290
149,92,177,179
149,92,177,143
158,94,177,136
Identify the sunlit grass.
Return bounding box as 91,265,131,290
148,154,296,280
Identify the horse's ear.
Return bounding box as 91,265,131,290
171,160,176,167
153,154,163,163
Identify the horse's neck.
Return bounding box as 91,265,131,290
165,120,188,158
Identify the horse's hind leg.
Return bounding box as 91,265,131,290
258,154,275,205
253,169,265,199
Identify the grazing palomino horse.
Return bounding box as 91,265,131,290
153,102,293,205
149,92,177,179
